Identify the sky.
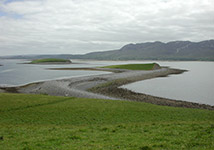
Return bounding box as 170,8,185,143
0,0,214,56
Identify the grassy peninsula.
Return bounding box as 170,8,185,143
30,58,71,64
102,63,160,70
0,93,213,150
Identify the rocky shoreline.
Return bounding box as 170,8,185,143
0,67,213,110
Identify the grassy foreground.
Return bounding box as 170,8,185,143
0,93,214,150
102,63,158,70
30,58,71,64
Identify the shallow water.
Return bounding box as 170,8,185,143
122,61,214,106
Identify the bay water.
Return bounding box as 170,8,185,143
122,61,214,106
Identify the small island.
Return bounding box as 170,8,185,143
29,58,72,64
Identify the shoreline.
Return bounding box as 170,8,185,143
0,67,213,110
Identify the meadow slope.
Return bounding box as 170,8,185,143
0,93,214,150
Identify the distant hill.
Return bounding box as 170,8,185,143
81,40,214,61
1,40,214,61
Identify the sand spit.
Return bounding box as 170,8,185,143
0,67,213,110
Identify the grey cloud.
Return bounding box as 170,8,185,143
0,0,214,56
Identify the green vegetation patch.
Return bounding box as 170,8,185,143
0,93,214,149
30,58,71,64
102,63,159,70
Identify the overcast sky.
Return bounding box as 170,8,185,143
0,0,213,56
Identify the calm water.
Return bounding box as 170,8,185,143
0,59,112,86
122,61,214,106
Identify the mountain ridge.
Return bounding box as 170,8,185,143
80,39,214,60
1,39,214,61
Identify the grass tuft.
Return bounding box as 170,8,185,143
102,63,159,70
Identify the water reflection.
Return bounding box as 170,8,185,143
122,61,214,105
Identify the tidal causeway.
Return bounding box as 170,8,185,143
1,64,213,110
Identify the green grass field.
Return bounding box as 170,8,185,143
0,93,214,150
102,63,157,70
30,58,71,64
